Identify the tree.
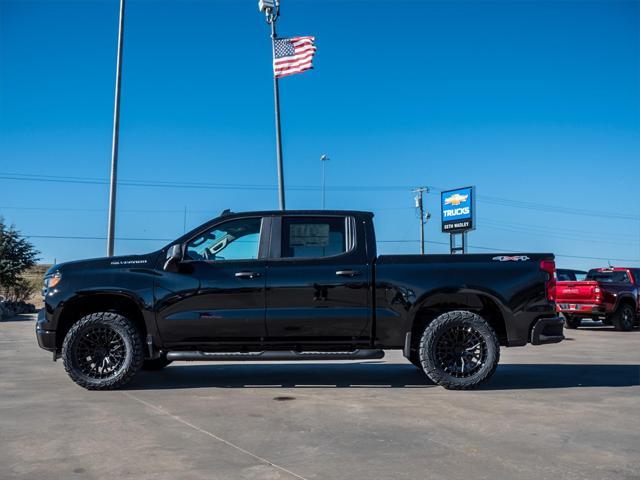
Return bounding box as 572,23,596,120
0,217,39,292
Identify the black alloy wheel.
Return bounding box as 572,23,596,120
418,310,500,390
73,325,127,379
62,312,144,390
434,324,488,378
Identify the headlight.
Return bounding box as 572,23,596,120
44,272,62,289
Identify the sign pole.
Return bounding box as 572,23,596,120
107,0,126,257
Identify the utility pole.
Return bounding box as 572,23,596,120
413,187,430,254
259,0,286,210
320,154,329,209
106,0,126,257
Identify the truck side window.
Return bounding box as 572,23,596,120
281,217,347,258
186,218,262,261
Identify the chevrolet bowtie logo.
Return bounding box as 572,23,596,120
444,193,469,206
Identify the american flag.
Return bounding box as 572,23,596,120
273,36,316,78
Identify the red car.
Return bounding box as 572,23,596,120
556,267,640,331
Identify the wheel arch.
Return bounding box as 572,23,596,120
56,293,147,349
614,295,637,313
409,290,508,348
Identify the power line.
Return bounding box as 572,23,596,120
25,234,174,241
3,171,639,220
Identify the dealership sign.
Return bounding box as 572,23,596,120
441,186,475,233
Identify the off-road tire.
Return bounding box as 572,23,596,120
418,310,500,390
62,312,144,390
142,355,173,371
611,304,635,332
563,314,581,329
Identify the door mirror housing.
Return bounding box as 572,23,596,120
164,244,183,272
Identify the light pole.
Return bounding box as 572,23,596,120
106,0,126,257
259,0,286,210
413,187,430,254
320,154,329,209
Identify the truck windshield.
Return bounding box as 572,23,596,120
586,270,630,283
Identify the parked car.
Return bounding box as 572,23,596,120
556,268,587,282
36,210,563,390
557,267,640,330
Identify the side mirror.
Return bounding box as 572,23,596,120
163,244,183,272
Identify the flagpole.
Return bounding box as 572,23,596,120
107,0,126,256
269,17,286,210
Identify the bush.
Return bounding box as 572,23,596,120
1,276,37,303
0,217,39,295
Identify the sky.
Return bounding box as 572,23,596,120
1,0,639,269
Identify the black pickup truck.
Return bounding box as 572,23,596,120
36,210,563,390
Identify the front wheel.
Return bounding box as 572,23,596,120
612,304,635,332
418,311,500,390
62,312,144,390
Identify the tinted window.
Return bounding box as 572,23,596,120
586,270,630,283
556,269,587,281
281,217,346,258
186,218,261,261
557,270,577,281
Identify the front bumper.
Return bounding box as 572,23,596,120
36,309,56,351
531,316,564,345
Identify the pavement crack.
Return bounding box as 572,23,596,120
121,391,308,480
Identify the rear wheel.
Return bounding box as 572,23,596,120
563,314,581,329
418,311,500,390
612,304,635,332
62,312,144,390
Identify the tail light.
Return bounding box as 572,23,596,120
540,259,556,302
594,286,602,303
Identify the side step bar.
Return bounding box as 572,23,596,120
166,349,385,362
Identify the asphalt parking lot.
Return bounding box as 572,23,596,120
1,315,639,480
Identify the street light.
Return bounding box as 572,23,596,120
258,0,277,13
320,154,330,209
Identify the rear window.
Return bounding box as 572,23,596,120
556,270,587,281
586,270,630,283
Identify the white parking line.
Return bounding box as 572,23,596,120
121,391,308,480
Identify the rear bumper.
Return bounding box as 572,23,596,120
557,303,607,315
36,309,56,351
531,316,564,345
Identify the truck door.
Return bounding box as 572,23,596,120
155,216,268,346
265,215,372,342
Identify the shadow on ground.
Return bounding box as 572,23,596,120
126,362,640,391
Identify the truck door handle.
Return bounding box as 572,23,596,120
235,271,261,279
336,270,361,277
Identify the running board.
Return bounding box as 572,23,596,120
166,349,385,362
